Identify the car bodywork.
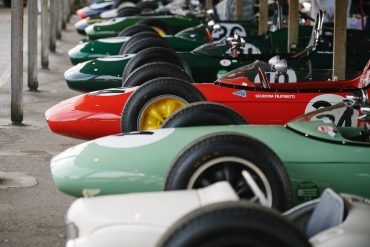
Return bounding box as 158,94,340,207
77,2,114,19
47,60,370,140
84,15,206,40
65,182,238,247
50,102,370,206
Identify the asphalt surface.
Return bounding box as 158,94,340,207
0,7,83,246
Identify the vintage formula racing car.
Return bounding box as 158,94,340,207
50,99,370,209
68,6,302,64
84,13,209,40
65,185,370,247
47,59,370,140
77,1,114,19
65,17,370,92
68,20,266,65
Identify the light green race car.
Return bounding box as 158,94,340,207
51,99,370,211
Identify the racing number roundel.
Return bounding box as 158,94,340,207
212,23,247,39
253,69,297,83
95,128,175,148
305,94,359,127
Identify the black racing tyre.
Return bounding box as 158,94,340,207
116,6,142,17
121,77,206,132
162,102,248,128
119,32,160,54
136,0,158,10
117,24,157,37
122,47,191,79
122,62,193,87
164,133,293,211
123,37,171,54
113,0,133,8
137,18,173,35
157,201,310,247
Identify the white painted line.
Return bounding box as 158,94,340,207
0,65,11,88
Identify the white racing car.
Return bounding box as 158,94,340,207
65,182,238,247
65,184,370,247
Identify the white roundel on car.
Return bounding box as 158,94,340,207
212,23,247,39
254,69,297,83
305,94,345,113
94,128,175,148
226,43,261,55
305,94,359,126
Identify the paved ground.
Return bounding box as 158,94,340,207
0,7,83,246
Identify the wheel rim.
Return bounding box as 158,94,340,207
138,95,188,130
187,156,273,207
153,27,166,36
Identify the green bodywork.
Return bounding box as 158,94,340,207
75,17,107,35
85,15,205,40
64,28,370,92
50,104,370,205
69,24,212,65
69,23,308,65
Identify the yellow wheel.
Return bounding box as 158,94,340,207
153,27,166,37
138,95,188,130
121,77,206,132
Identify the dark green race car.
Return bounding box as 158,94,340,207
65,20,369,92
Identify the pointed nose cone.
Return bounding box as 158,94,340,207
45,91,127,140
76,8,88,19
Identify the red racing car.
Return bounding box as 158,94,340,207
46,59,370,140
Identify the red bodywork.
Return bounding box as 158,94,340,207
46,62,370,140
76,9,88,19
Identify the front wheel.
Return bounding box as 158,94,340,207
117,24,157,37
119,31,160,54
164,133,293,211
123,37,171,54
121,77,206,132
122,62,193,87
122,47,191,80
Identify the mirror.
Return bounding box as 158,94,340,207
268,55,280,66
205,9,214,21
345,89,369,108
274,59,287,74
269,25,278,32
213,23,221,30
359,107,370,121
226,34,246,58
207,20,215,27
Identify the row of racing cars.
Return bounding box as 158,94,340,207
47,1,370,246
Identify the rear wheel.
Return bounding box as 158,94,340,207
122,62,193,87
116,6,141,17
137,18,172,35
162,102,248,128
122,47,191,79
121,77,205,132
119,32,160,54
157,201,310,247
117,24,157,37
164,133,293,211
136,0,158,10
